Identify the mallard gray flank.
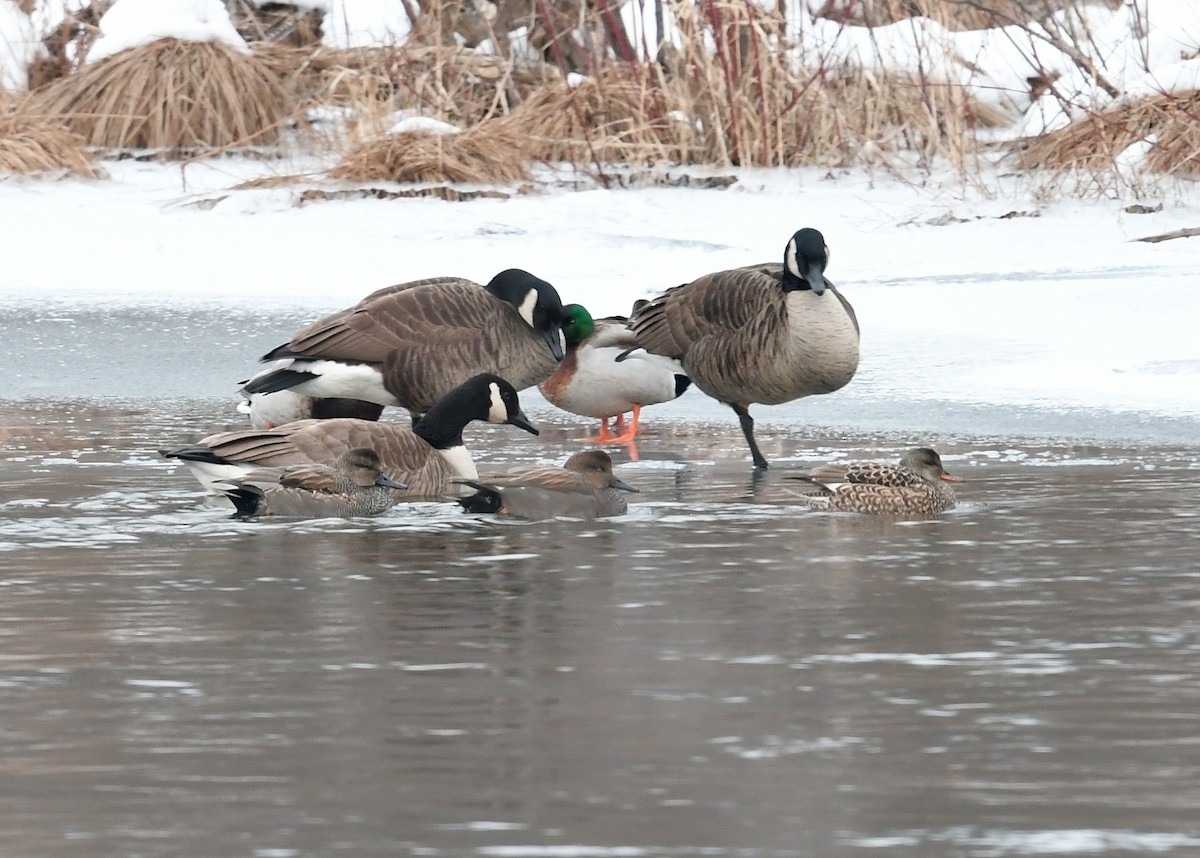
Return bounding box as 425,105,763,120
163,374,538,501
791,447,962,516
628,228,859,469
242,269,568,418
221,448,407,519
539,303,691,443
455,449,639,519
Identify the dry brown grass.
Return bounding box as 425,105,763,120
1018,91,1200,187
29,38,292,158
330,118,531,184
0,95,101,177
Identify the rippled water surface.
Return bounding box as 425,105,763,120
2,399,1200,858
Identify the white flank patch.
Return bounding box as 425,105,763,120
437,445,477,480
178,460,255,493
516,289,538,328
285,360,398,406
485,382,508,423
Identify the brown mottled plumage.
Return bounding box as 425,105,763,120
242,270,567,418
163,374,538,501
455,449,639,519
792,447,963,516
221,448,406,518
629,228,859,469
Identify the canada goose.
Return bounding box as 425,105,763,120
627,228,859,469
238,382,385,430
454,449,639,519
789,447,963,516
241,269,568,419
539,303,691,443
220,448,407,519
163,374,538,501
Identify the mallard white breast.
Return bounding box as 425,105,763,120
220,448,407,519
241,269,568,420
163,374,538,501
628,228,859,469
791,447,963,516
454,449,639,520
538,303,691,443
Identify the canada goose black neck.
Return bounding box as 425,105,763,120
781,228,829,295
412,373,537,449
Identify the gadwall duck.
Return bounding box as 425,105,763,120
539,303,691,443
454,449,639,519
241,269,567,420
791,447,962,516
626,228,859,469
221,448,407,518
163,374,538,500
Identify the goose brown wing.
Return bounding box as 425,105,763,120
474,465,589,493
280,279,494,363
632,264,782,359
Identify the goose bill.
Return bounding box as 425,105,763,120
806,263,827,296
509,410,540,436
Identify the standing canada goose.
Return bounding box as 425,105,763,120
627,228,859,469
220,448,408,519
790,447,963,516
163,374,538,501
454,449,639,519
539,303,691,443
241,269,568,420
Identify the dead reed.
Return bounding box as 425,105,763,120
1018,91,1200,185
330,118,531,184
0,96,100,177
29,38,292,157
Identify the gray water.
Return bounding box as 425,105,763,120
2,307,1200,857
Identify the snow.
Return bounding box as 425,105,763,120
0,0,40,90
87,0,249,63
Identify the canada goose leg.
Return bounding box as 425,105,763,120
731,403,768,469
606,405,641,443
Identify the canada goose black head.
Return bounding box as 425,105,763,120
485,268,568,361
414,372,539,449
781,228,829,296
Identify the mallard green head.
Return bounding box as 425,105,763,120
560,304,596,347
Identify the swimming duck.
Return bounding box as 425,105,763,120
163,374,538,501
454,449,638,519
791,447,962,516
538,303,691,443
627,228,859,469
241,269,568,420
221,448,407,518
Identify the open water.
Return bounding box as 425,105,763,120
2,306,1199,857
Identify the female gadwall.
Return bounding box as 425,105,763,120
792,447,963,516
626,228,859,469
455,449,639,520
539,303,690,443
222,448,407,518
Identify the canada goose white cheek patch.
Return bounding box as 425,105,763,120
517,289,538,327
486,381,508,423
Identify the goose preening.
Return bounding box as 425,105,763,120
241,269,568,420
790,447,963,516
163,374,538,501
627,228,859,469
539,303,691,443
238,381,385,430
454,449,639,520
220,448,407,519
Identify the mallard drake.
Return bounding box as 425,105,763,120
163,374,538,501
241,269,568,419
538,303,691,443
627,228,859,469
791,447,963,516
220,448,407,519
454,449,638,519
